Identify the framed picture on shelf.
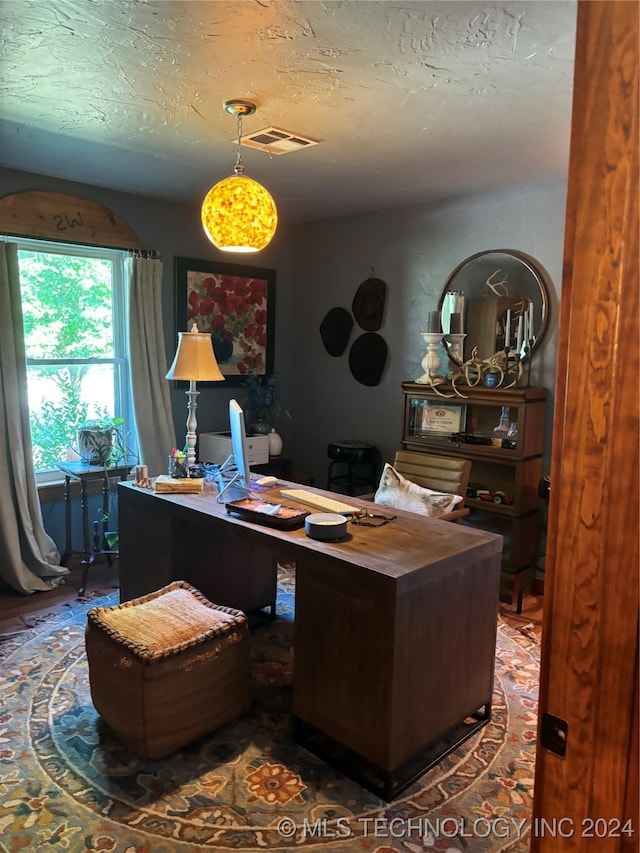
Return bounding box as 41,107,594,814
174,256,276,382
419,401,466,434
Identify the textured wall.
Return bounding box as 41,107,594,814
0,2,576,223
289,179,567,486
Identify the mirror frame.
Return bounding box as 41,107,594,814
438,249,551,365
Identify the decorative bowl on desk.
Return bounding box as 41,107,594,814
304,513,348,541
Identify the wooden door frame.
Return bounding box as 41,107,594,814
532,2,639,850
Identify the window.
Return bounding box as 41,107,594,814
17,238,133,480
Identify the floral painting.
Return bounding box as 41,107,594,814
175,257,275,379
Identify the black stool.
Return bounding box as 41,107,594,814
327,441,378,496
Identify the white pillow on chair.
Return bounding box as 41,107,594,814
374,463,463,517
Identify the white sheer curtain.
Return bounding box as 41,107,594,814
126,256,176,476
0,243,68,593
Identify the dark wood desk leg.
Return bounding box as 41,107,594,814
61,475,72,566
79,481,93,596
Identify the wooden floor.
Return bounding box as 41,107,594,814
0,560,120,637
0,558,544,639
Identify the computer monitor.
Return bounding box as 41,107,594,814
216,399,252,501
229,398,251,489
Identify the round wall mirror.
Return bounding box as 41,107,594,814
438,249,551,365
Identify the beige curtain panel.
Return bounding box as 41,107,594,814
126,256,176,477
0,242,67,593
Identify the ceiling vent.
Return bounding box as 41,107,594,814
238,127,319,155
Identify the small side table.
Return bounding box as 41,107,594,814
57,461,131,594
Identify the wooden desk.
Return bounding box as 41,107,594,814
117,480,502,798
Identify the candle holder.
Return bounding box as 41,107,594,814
511,353,523,387
500,350,523,388
502,346,510,387
444,333,467,364
522,338,535,386
495,347,523,389
416,332,446,386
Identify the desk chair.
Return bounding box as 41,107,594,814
367,449,471,523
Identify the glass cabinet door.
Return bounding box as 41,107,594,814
404,393,522,454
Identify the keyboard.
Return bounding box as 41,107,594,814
279,488,359,515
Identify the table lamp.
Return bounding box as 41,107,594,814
166,323,225,466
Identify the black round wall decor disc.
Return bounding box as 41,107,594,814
348,332,388,386
319,306,354,356
352,277,387,331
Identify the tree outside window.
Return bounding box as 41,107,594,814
17,240,131,476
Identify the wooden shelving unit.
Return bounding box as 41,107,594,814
401,382,547,604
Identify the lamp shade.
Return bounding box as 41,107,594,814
201,174,278,253
166,325,225,382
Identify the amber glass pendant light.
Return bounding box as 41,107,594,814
201,100,278,253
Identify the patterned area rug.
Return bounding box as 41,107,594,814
0,570,539,853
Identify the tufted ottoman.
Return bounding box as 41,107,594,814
85,581,250,759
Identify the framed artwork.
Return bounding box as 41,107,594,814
419,401,466,434
174,257,276,381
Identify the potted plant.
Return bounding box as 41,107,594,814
76,416,131,466
75,416,137,553
244,374,279,434
242,374,290,456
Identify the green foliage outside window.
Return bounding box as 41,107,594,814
29,366,92,470
20,252,113,357
19,250,117,471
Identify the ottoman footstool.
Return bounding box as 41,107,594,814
85,581,250,759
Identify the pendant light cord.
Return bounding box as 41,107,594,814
234,112,245,176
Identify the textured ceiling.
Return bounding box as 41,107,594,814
0,0,577,225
